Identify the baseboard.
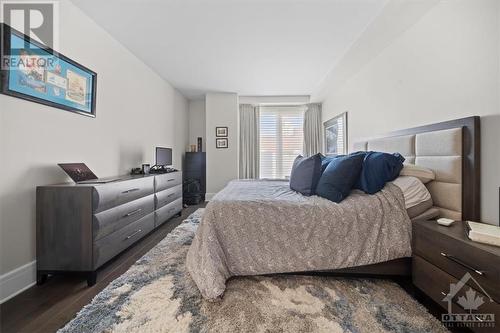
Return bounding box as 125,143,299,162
0,261,36,304
205,193,216,201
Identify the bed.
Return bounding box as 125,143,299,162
186,116,480,300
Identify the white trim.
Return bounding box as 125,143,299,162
0,261,36,304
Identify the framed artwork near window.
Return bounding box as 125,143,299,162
0,24,97,117
216,138,228,149
324,112,347,156
216,127,228,137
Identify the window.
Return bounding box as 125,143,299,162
259,106,305,179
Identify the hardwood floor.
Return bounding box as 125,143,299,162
0,203,206,333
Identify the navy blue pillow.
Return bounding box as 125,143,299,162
289,154,322,196
320,155,343,173
356,152,405,194
315,153,365,203
320,152,367,173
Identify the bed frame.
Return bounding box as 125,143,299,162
304,116,480,277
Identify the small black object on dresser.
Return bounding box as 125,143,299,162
183,152,206,205
413,220,500,332
36,172,182,286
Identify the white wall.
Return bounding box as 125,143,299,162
205,93,238,198
188,99,206,152
314,0,500,224
0,0,188,301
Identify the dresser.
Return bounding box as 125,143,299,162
413,220,500,332
36,172,182,286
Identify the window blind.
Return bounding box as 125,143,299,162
259,106,305,179
336,116,345,154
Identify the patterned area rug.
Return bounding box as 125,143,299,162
60,208,448,333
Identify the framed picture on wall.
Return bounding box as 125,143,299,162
216,127,228,137
0,24,97,117
324,112,347,156
216,138,228,149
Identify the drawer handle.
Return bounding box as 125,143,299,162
124,208,142,217
441,291,447,296
167,207,177,214
126,229,142,240
167,179,175,182
167,193,175,197
440,252,485,276
122,188,140,194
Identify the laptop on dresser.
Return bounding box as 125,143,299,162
58,163,121,184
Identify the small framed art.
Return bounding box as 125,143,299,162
216,127,228,137
216,138,228,149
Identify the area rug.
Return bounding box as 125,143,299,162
60,208,448,333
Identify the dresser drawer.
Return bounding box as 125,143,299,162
155,172,182,192
413,224,500,302
413,256,499,332
93,194,154,241
155,184,182,209
93,177,154,213
93,212,155,268
155,198,182,227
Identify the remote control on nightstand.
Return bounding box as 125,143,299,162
436,218,455,226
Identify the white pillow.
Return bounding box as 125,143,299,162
391,176,432,209
400,164,435,184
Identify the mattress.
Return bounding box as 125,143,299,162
186,179,412,300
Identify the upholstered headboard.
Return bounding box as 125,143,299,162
353,117,480,221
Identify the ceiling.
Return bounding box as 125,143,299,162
72,0,387,99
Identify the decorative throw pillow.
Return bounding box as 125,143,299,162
289,154,322,196
356,152,405,194
315,152,366,203
391,176,433,218
320,154,346,173
400,164,435,184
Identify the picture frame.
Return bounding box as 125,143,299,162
0,24,97,117
324,112,348,156
216,138,228,149
216,127,228,137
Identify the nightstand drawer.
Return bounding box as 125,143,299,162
413,256,500,332
413,223,500,302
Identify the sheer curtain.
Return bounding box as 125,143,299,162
239,104,260,179
303,103,322,157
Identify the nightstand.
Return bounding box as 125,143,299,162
412,220,500,332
